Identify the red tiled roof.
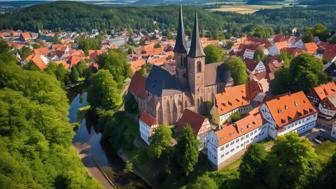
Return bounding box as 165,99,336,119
139,111,157,126
265,91,317,128
130,58,146,73
215,82,261,115
312,82,336,101
215,107,265,146
273,34,288,43
176,109,207,134
304,42,318,54
245,59,257,72
21,32,31,41
129,72,146,99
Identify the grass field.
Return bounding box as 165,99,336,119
208,4,283,14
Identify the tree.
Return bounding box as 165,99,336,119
302,31,314,43
96,49,131,86
87,70,122,111
123,161,134,173
224,56,248,85
204,44,224,64
124,95,138,114
271,54,330,94
45,62,69,88
239,144,267,188
153,42,161,48
70,66,79,83
315,153,336,189
288,54,329,93
148,125,172,159
189,175,218,189
265,133,320,189
310,23,329,41
175,125,199,176
20,46,32,59
254,47,265,63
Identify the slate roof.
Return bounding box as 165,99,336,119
145,65,182,97
188,11,205,58
173,7,187,54
204,63,231,86
325,62,336,77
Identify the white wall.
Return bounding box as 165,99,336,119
207,124,269,168
139,120,151,145
319,103,336,119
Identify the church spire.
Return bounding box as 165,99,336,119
173,6,187,54
188,10,205,58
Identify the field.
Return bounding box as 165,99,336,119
208,4,284,14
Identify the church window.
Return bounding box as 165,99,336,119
197,61,202,72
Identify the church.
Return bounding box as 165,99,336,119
129,7,233,125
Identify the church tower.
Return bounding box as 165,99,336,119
174,6,188,87
187,11,206,113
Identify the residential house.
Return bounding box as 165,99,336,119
269,41,288,56
207,107,268,169
304,42,318,55
245,59,266,74
260,91,317,139
20,32,32,42
139,111,159,145
175,109,212,150
307,82,336,105
211,82,262,125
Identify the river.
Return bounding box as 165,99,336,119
68,92,150,189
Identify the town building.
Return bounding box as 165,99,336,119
260,91,318,139
128,8,233,125
210,81,262,125
307,82,336,106
175,109,212,150
139,111,159,145
207,107,268,169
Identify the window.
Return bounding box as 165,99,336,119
197,61,202,72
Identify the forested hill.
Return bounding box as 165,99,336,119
0,1,335,37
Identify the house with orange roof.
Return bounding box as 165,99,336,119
20,32,32,42
260,91,317,139
130,58,146,73
269,41,288,56
26,53,49,70
175,109,212,149
208,107,268,168
304,42,318,54
139,111,159,145
307,82,336,105
210,82,262,125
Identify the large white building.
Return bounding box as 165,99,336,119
208,107,268,168
208,91,318,169
260,91,318,139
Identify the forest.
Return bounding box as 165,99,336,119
0,1,335,39
0,40,101,188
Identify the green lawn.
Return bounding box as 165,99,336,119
314,140,336,165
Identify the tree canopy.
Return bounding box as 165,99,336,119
0,44,100,188
148,125,172,159
96,49,131,87
87,69,122,111
265,133,320,189
224,56,248,85
175,125,200,176
271,54,330,94
239,144,267,188
204,44,224,64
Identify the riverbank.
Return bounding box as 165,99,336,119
69,92,150,189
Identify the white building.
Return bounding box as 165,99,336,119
260,91,318,139
139,111,159,145
208,107,268,168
